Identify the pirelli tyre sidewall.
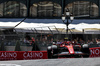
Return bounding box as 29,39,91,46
81,44,90,57
47,45,58,59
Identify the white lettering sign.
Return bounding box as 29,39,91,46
0,52,17,58
23,52,43,58
90,49,100,57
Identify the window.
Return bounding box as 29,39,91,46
20,3,27,17
0,1,27,17
66,1,99,17
4,1,20,17
30,3,37,17
0,3,3,17
30,1,61,17
38,1,53,17
54,3,61,17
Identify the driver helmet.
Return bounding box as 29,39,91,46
64,37,69,41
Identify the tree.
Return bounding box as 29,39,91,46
15,40,21,51
0,41,6,51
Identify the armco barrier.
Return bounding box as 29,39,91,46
0,47,100,60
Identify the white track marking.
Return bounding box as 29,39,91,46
0,64,21,66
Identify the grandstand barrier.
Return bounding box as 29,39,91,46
0,51,47,60
89,47,100,57
0,47,100,60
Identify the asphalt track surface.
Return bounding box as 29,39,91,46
0,58,100,66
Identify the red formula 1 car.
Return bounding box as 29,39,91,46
47,41,90,58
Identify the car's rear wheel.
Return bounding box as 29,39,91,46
81,44,90,58
47,46,52,59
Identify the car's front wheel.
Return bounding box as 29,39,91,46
47,45,58,59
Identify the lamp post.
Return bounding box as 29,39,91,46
62,8,74,38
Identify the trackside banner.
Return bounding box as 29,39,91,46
0,51,47,60
89,47,100,57
0,47,100,60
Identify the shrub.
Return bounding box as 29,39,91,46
0,41,6,51
15,41,21,51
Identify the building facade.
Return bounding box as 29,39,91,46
0,0,100,19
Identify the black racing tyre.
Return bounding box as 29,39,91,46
47,46,52,59
81,44,90,58
47,45,58,59
51,45,58,58
51,45,58,54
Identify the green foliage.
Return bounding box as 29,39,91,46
0,41,6,51
15,41,21,51
32,42,40,51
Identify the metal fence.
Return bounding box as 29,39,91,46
0,26,100,46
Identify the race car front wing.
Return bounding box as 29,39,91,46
53,51,90,57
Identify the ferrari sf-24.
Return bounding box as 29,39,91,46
47,40,90,58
